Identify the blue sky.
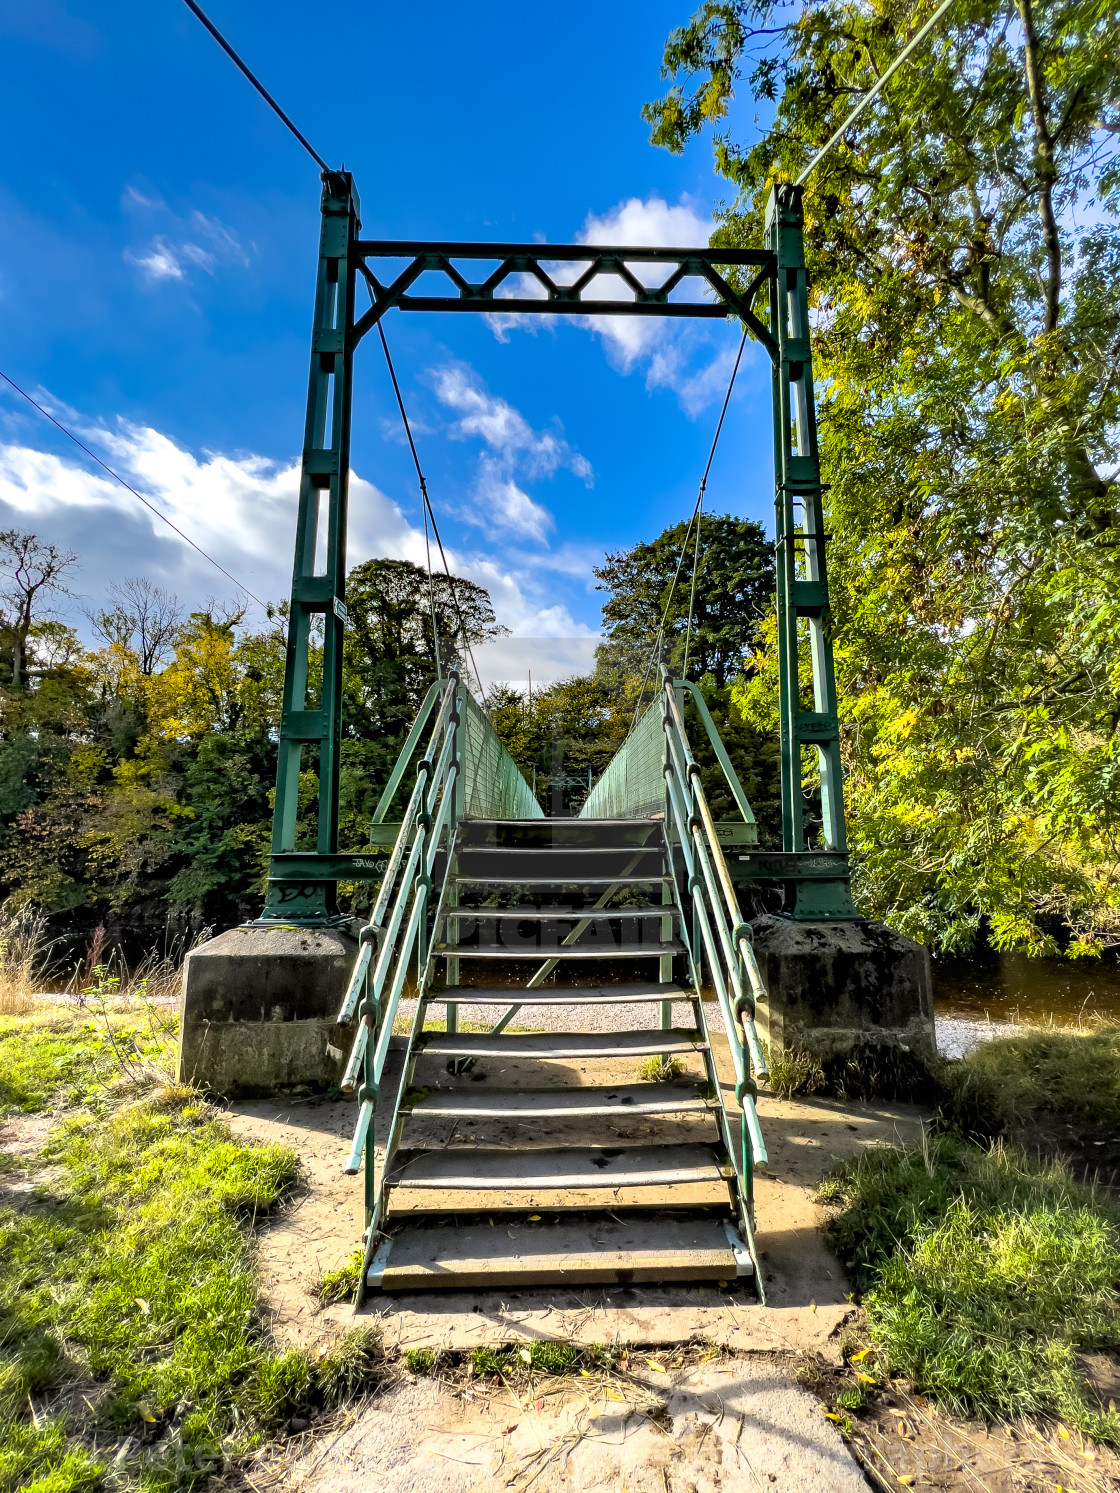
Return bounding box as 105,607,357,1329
0,0,775,685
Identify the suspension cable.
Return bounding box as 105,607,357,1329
681,327,747,678
0,368,269,612
626,327,748,727
374,317,487,701
179,0,332,173
795,0,957,186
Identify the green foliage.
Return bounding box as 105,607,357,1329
314,1250,364,1307
0,1011,384,1490
0,547,506,934
636,1055,686,1082
469,1340,586,1377
820,1135,1120,1442
403,1349,435,1375
649,0,1120,952
948,1021,1120,1134
762,1042,824,1099
594,513,773,690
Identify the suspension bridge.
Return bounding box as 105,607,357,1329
170,6,936,1306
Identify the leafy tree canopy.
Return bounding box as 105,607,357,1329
646,0,1120,952
594,513,773,691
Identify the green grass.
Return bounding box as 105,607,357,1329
945,1021,1120,1135
761,1042,824,1099
0,1012,385,1491
0,1011,172,1117
820,1134,1120,1443
635,1055,685,1082
314,1249,364,1307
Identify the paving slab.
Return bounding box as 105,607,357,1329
256,1358,869,1492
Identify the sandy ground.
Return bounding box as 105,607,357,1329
227,1014,925,1356
250,1357,868,1492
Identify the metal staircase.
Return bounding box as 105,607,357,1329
337,669,771,1299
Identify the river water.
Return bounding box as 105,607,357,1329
932,951,1120,1057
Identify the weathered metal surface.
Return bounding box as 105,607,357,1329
388,1144,728,1190
401,1084,711,1119
431,982,687,1006
375,1218,743,1290
432,940,683,960
415,1028,704,1060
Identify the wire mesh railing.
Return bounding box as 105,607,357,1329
579,698,664,819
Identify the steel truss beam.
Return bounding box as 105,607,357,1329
260,170,855,924
351,243,776,357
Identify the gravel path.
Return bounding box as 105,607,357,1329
405,994,1011,1057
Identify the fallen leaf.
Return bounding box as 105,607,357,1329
849,1347,873,1363
519,1348,532,1364
809,1301,817,1313
137,1403,157,1424
536,1398,544,1411
135,1298,150,1316
507,1231,518,1238
823,1411,843,1423
645,1358,667,1373
528,1214,541,1221
898,1478,914,1487
579,1369,591,1378
1058,1424,1070,1441
855,1372,877,1386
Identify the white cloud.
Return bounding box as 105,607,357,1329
123,208,248,286
427,362,591,483
487,194,752,416
0,412,595,647
425,362,590,544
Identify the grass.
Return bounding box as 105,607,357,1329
635,1055,685,1082
819,1133,1120,1444
314,1250,363,1307
944,1020,1120,1135
762,1042,824,1099
0,1007,385,1491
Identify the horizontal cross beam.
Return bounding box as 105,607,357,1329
351,242,777,359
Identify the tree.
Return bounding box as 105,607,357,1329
0,530,78,689
646,0,1120,951
594,513,774,690
91,578,184,675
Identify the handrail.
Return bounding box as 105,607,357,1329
369,677,446,825
337,675,460,1027
676,679,757,829
659,668,770,1175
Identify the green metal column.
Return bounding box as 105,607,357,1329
262,171,361,924
766,183,856,919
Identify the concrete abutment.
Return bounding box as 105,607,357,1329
176,924,357,1097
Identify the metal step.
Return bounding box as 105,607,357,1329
443,905,678,920
452,874,673,887
370,1216,750,1290
433,940,682,960
387,1144,728,1192
458,847,664,858
401,1083,712,1119
415,1028,705,1059
427,982,690,1007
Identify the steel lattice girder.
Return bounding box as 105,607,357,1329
351,241,777,357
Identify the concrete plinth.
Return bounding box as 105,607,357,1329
177,924,358,1096
750,915,935,1061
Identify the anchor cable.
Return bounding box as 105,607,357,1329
179,0,332,173
0,368,269,612
373,317,487,702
